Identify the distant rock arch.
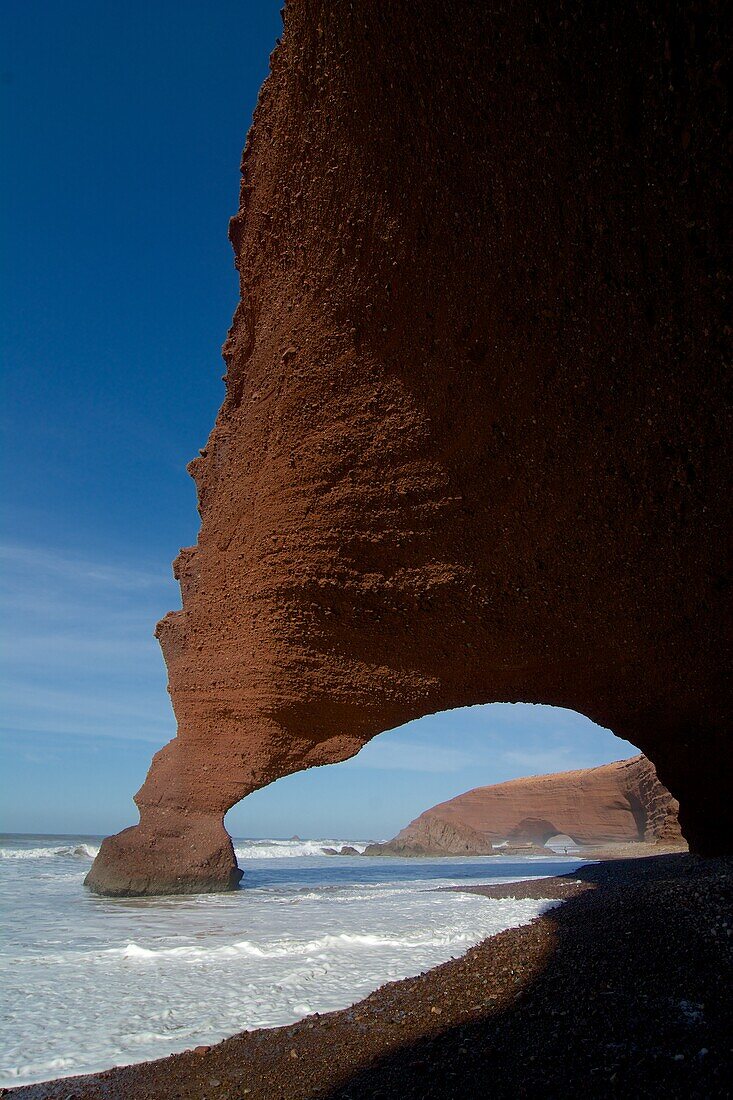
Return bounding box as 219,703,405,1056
362,753,681,857
87,0,729,896
509,819,563,847
545,834,578,852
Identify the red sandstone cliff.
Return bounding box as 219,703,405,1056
86,1,730,896
366,756,683,856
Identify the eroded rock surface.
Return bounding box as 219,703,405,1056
87,0,730,896
367,814,497,858
365,756,682,856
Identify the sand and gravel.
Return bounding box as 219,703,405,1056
6,853,731,1099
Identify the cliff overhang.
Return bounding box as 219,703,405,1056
87,0,730,896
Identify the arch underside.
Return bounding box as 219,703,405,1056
86,0,729,896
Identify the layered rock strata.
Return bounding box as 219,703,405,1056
87,0,730,895
365,755,682,856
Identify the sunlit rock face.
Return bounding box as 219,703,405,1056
86,0,729,896
365,756,683,856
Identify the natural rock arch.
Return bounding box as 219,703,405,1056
364,749,683,855
87,0,730,896
509,820,563,846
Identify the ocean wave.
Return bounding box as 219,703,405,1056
117,932,422,962
0,844,99,861
4,1057,77,1080
233,840,368,859
115,911,559,964
0,838,369,862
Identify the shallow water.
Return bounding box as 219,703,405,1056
0,833,582,1086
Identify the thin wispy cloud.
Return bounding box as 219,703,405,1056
344,738,478,774
1,718,172,744
1,540,176,749
0,542,172,592
498,746,589,776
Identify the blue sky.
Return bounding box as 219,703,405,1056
0,2,636,839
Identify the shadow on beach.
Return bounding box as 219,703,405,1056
321,855,733,1099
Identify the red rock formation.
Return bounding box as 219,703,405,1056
87,1,730,895
367,814,497,858
366,756,682,855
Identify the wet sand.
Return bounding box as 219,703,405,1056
6,854,732,1099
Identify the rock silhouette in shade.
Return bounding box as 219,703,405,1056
86,0,730,896
365,756,682,856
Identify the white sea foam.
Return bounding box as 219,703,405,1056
111,926,490,964
0,843,99,860
234,839,368,859
0,834,582,1087
0,838,363,862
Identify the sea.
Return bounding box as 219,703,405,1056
0,833,584,1087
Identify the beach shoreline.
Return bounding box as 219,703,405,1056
6,852,731,1099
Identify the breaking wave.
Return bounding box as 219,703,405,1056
233,839,368,859
0,844,99,861
116,924,502,962
0,839,368,863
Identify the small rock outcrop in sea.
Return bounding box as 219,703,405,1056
366,815,497,857
364,756,682,856
86,1,729,896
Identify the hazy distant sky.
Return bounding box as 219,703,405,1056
0,1,636,838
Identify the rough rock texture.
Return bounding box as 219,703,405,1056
87,0,730,895
367,813,497,857
365,755,682,855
